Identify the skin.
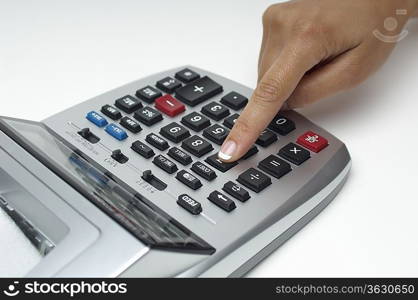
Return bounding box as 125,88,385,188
219,0,418,162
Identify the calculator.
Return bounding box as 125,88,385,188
0,66,351,277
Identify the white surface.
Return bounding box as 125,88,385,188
0,0,417,277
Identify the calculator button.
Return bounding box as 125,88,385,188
78,128,100,144
111,149,129,164
258,155,292,179
205,154,238,173
279,143,311,165
191,162,217,181
101,105,122,120
268,115,295,135
131,141,155,158
105,123,128,141
175,68,200,83
203,124,229,145
222,181,250,202
207,191,236,212
160,122,191,143
297,131,329,153
136,86,162,103
181,112,211,132
168,147,192,165
146,133,169,151
155,95,186,117
114,95,142,114
256,129,278,147
175,76,223,106
201,102,230,121
223,113,239,129
153,155,178,174
220,92,248,110
134,106,163,126
156,76,182,93
86,111,108,127
237,168,272,193
241,145,259,160
176,170,202,190
181,135,213,157
120,116,142,133
177,194,202,215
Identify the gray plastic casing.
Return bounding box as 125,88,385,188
0,66,351,277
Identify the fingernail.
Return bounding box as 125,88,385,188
219,140,237,161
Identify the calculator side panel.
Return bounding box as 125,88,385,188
42,66,351,273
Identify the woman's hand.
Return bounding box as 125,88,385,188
219,0,418,162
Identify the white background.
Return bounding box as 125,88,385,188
1,0,417,277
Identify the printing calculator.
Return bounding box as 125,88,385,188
0,66,351,277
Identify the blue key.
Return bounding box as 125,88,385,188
105,123,128,141
86,111,108,127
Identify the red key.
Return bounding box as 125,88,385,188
297,131,328,153
155,95,186,117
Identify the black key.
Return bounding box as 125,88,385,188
168,147,192,165
153,155,178,174
207,191,236,212
175,76,223,106
203,124,229,145
120,116,142,133
156,76,182,93
241,145,259,160
136,86,162,103
256,129,278,147
237,168,272,193
111,149,129,164
175,68,200,83
279,143,311,165
177,194,202,215
191,162,217,181
131,141,155,159
201,102,230,121
134,106,163,126
205,154,238,173
146,133,169,151
259,155,292,179
160,122,191,143
181,135,213,157
176,170,202,190
181,112,211,132
78,128,100,144
268,115,296,135
223,113,239,129
115,95,142,114
222,181,250,202
101,105,122,120
220,91,248,110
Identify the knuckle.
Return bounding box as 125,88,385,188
262,4,279,24
253,78,281,105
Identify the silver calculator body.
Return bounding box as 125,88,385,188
0,66,351,277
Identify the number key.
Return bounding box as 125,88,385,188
181,112,211,131
201,102,230,121
160,122,190,143
181,135,213,157
203,124,229,145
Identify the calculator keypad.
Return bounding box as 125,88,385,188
77,67,332,220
